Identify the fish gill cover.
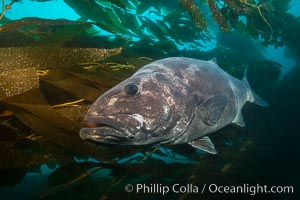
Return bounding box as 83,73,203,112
0,0,299,200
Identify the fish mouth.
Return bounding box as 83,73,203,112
79,127,132,143
79,114,138,144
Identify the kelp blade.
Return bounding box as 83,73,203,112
0,68,39,100
0,47,122,71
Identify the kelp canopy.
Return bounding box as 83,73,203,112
0,0,299,51
0,1,299,199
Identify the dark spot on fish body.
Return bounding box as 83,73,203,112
155,73,169,83
173,89,183,99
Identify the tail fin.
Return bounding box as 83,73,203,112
243,67,269,107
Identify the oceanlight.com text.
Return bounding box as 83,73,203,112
208,183,294,196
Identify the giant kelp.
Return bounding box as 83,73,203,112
179,0,208,31
1,0,297,50
0,68,39,100
0,46,145,170
0,1,298,199
0,47,121,71
0,17,93,32
61,0,297,48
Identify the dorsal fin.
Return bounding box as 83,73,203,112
210,57,217,64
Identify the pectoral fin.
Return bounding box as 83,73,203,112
199,94,227,126
189,136,217,154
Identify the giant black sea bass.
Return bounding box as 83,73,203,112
80,57,268,154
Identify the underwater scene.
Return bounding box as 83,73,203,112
0,0,299,199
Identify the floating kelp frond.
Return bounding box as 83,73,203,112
67,62,138,89
0,17,93,32
2,89,123,162
223,0,249,14
68,70,118,88
13,111,103,159
0,68,39,100
45,81,102,102
3,88,49,105
7,102,82,132
37,23,92,47
207,0,230,32
179,0,208,31
63,0,132,35
0,47,122,71
0,17,116,44
39,69,104,102
95,0,125,9
54,105,89,122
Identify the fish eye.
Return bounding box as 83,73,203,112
125,84,139,95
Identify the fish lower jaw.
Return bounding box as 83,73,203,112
82,132,101,141
79,130,120,143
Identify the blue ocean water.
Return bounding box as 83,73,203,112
0,0,299,199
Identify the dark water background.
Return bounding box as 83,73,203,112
0,0,299,199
